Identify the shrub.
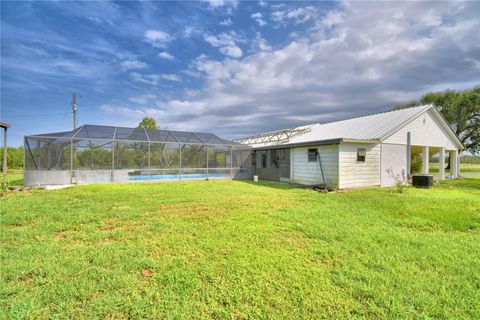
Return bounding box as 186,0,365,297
386,168,408,193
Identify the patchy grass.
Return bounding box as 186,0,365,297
1,178,479,319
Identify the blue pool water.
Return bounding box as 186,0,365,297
129,173,224,181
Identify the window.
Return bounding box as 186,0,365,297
357,148,366,162
308,148,317,162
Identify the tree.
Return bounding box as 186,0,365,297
137,117,159,130
393,87,480,154
0,147,24,170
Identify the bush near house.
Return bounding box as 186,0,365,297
1,179,479,319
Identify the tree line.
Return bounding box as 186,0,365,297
0,147,23,169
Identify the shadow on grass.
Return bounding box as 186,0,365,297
235,179,300,191
236,177,479,193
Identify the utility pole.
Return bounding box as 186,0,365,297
72,93,77,129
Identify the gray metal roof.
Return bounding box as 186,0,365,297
27,124,239,146
245,105,463,149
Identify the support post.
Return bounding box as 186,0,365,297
2,127,7,184
70,139,74,184
179,144,182,181
37,140,41,169
230,146,233,179
406,132,411,176
206,146,209,180
439,147,445,180
452,150,459,178
458,152,461,176
111,127,116,182
147,142,151,176
422,146,429,174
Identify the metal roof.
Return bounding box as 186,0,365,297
244,105,463,149
27,124,240,146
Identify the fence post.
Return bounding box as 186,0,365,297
230,146,233,179
179,143,182,181
206,146,209,180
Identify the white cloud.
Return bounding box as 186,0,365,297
130,72,181,85
183,26,195,37
219,45,242,58
120,59,148,70
162,74,181,82
220,18,233,26
95,2,479,140
207,0,238,8
118,1,478,138
203,32,244,58
129,94,157,104
272,5,317,24
158,51,174,60
144,30,172,48
251,12,267,26
100,103,166,120
251,32,271,52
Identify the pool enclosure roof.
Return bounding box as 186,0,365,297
27,124,240,146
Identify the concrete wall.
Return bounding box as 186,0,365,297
24,168,247,186
383,109,458,150
291,144,339,188
338,143,381,188
380,143,408,187
24,170,71,186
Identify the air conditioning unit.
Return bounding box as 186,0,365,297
412,174,433,188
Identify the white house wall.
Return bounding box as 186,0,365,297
291,145,339,188
380,143,408,187
338,143,381,189
383,109,458,149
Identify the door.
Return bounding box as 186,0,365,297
278,149,290,182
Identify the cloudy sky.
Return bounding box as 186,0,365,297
1,1,479,146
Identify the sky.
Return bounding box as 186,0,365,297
1,0,479,147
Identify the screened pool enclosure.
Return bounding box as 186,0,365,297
24,125,252,185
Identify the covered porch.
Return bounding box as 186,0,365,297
410,146,460,180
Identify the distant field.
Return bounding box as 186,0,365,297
1,178,479,319
428,163,480,174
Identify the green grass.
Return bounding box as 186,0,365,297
5,169,23,186
1,178,480,319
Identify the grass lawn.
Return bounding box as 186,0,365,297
1,178,480,319
5,169,23,186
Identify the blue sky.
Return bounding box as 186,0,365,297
1,1,479,146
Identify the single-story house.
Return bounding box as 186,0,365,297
23,104,463,188
238,105,463,189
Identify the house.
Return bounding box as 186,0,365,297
23,105,463,188
238,105,463,188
